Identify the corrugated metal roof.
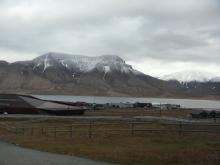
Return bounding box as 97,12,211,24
0,94,86,112
20,96,84,111
0,94,33,108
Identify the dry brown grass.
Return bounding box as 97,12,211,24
0,116,220,165
85,108,192,118
2,132,220,165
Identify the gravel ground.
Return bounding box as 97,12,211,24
0,141,114,165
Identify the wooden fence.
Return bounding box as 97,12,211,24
8,121,220,138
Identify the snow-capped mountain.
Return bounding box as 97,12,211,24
0,52,168,96
32,52,142,75
160,70,216,83
0,53,219,98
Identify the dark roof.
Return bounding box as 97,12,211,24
0,94,34,108
0,94,86,111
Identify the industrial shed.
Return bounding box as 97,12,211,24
0,94,87,115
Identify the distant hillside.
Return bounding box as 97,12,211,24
0,52,219,99
160,70,218,83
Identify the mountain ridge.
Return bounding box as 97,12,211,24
0,52,219,99
31,52,143,75
160,70,219,83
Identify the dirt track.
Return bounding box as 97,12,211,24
0,141,113,165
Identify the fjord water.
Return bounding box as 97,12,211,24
34,95,220,110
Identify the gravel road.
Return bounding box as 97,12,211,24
0,141,114,165
1,114,217,123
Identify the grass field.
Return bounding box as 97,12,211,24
85,108,192,118
0,109,219,165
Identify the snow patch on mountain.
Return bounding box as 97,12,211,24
43,55,53,72
103,66,111,74
103,66,110,80
160,70,215,83
32,52,142,75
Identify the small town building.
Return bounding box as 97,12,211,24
133,102,152,108
105,102,133,109
152,103,180,110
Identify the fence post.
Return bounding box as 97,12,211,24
160,103,162,116
15,127,18,135
178,122,182,136
22,127,25,136
89,121,92,138
30,127,33,136
41,127,44,136
54,127,57,138
70,125,73,138
130,122,134,136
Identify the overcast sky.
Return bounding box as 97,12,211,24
0,0,220,76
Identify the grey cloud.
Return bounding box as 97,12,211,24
0,0,219,75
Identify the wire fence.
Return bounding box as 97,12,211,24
5,121,220,138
